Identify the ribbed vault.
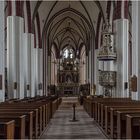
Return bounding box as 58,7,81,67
31,1,108,58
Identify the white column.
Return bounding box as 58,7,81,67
22,34,27,97
45,49,48,96
35,48,38,96
48,56,51,86
7,16,24,99
38,48,43,96
89,49,94,95
79,61,82,84
84,59,86,84
31,35,35,97
90,39,94,96
131,1,140,100
51,56,55,85
55,61,57,85
94,49,99,95
19,32,25,99
114,19,129,98
23,33,34,97
89,50,91,84
0,1,5,102
86,55,88,83
93,49,99,95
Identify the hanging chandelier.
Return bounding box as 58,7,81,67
97,21,117,61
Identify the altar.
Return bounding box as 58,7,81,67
57,47,79,96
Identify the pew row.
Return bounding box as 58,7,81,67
83,97,140,139
0,96,62,139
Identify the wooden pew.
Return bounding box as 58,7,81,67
126,114,140,139
0,120,15,139
116,111,140,139
93,98,131,122
24,98,57,131
27,98,57,133
0,107,39,138
103,103,140,134
97,101,139,125
83,97,132,123
0,111,33,139
83,97,140,139
103,104,140,138
0,115,26,139
0,96,61,138
104,105,133,133
14,96,59,130
0,96,61,136
108,107,140,138
95,101,130,127
97,100,133,124
33,99,51,130
36,99,51,126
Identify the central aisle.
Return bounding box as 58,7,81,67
41,97,107,139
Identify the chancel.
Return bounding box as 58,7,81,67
58,43,79,96
0,0,140,139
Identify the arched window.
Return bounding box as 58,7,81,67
63,47,74,59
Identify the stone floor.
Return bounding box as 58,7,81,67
40,97,107,139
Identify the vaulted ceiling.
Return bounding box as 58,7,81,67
31,1,108,56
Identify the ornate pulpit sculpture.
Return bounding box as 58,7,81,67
97,21,117,97
97,21,117,61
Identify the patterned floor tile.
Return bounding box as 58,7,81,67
40,97,107,139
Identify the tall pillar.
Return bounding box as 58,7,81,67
89,48,94,95
7,16,24,99
86,55,88,83
55,60,57,85
48,56,51,85
91,38,95,95
47,55,51,95
89,50,91,84
45,47,48,96
94,49,99,95
51,55,55,85
31,35,35,97
23,33,34,97
131,1,140,100
114,19,129,97
0,1,5,102
38,48,43,96
94,48,97,91
35,47,38,96
80,63,82,84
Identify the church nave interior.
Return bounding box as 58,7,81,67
0,0,140,139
